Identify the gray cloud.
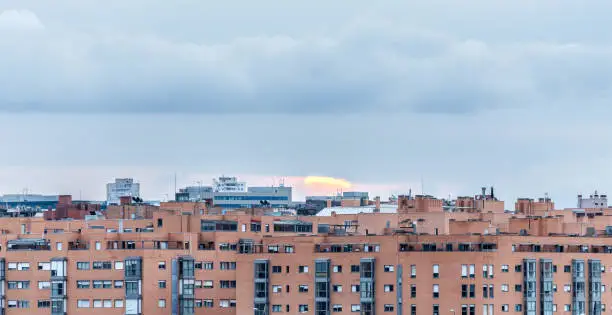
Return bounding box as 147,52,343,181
2,4,612,115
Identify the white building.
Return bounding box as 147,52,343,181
213,176,246,192
106,178,140,205
577,190,608,208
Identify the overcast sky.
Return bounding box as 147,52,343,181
1,0,612,207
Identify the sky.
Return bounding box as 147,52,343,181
1,0,612,207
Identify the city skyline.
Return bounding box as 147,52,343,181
3,1,612,208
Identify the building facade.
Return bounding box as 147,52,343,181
106,178,140,205
4,198,612,315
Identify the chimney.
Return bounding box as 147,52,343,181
481,187,486,198
490,186,495,199
120,196,132,206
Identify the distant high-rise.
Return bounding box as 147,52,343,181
106,178,140,205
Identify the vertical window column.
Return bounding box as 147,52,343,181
588,259,602,315
314,259,330,315
523,259,537,315
360,258,376,315
50,258,67,315
396,264,403,315
254,259,270,315
124,257,142,315
0,258,5,315
572,259,586,315
540,259,554,315
177,257,195,315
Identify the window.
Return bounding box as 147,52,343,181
8,281,30,289
114,261,124,270
220,262,236,270
78,300,90,308
333,304,343,312
351,284,360,292
433,304,439,315
92,261,111,270
462,264,468,278
501,304,508,312
202,300,213,308
564,265,571,273
158,280,166,288
115,300,124,308
38,300,51,308
114,280,124,288
77,281,90,289
158,299,166,308
38,262,51,270
411,265,416,278
272,285,282,293
351,265,360,273
56,242,62,250
501,284,508,292
469,264,475,278
384,284,394,292
384,304,394,312
564,305,571,312
17,262,30,270
77,262,90,270
158,261,166,270
103,300,112,308
272,265,282,273
299,284,309,293
38,281,51,289
411,305,417,315
351,304,361,312
433,284,439,298
299,305,309,313
515,304,522,312
220,280,236,288
564,284,571,292
411,284,417,298
95,241,101,250
333,265,342,273
333,285,343,292
433,264,439,278
299,265,309,273
515,284,522,292
515,264,522,272
384,265,395,272
501,265,509,272
203,280,213,289
483,264,493,278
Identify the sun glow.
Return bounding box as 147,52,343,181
303,176,352,189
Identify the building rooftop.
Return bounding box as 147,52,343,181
317,204,397,216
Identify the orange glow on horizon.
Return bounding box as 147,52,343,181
303,176,352,189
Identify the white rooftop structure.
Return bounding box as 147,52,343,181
316,204,397,216
213,176,246,193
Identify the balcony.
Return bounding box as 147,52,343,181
399,242,497,252
314,243,380,253
7,238,51,251
68,241,89,250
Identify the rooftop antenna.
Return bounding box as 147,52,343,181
174,172,177,195
420,176,424,195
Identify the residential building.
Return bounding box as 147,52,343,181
4,193,612,315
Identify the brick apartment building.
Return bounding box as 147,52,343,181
1,192,612,315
